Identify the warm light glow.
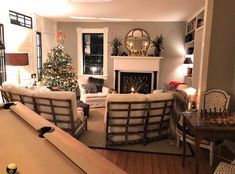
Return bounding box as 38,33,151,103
144,42,148,50
90,66,97,74
184,87,197,96
130,42,133,49
131,87,135,93
177,44,186,56
5,28,29,52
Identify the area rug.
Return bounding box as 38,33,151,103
79,108,193,156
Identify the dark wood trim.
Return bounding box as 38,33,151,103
115,70,119,92
153,71,157,90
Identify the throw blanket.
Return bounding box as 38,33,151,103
169,90,189,139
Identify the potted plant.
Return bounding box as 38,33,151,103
111,37,122,56
151,34,164,56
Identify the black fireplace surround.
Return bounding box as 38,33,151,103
114,70,158,94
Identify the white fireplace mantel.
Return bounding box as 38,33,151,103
111,56,163,72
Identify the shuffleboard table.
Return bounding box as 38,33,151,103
0,102,126,174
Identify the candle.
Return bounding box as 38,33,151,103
144,42,148,50
130,42,133,49
131,87,135,93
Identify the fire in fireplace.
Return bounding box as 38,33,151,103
120,72,152,94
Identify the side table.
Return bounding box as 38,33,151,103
77,100,90,118
182,112,235,174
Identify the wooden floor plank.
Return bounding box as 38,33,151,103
143,153,152,174
93,149,212,174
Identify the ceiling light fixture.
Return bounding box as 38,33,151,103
70,16,97,20
99,17,132,21
70,16,133,21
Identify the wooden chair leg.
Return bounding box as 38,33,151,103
177,135,181,148
209,143,215,166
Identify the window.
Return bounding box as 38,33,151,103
77,28,108,79
82,33,103,75
9,10,32,29
36,32,42,81
0,24,6,85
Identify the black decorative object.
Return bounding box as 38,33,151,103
151,34,164,57
111,37,122,56
184,57,193,64
0,40,5,50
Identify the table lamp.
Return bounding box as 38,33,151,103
6,53,29,84
184,57,193,77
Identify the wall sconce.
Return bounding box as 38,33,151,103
6,53,29,84
184,57,193,77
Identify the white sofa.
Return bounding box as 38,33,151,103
78,76,109,108
0,82,86,137
105,92,174,146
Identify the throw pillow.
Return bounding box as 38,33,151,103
162,83,176,92
96,86,103,92
88,77,104,92
82,83,97,93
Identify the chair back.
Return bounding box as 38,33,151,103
33,91,83,136
106,94,147,146
145,93,174,141
0,86,11,103
10,87,35,111
204,89,230,112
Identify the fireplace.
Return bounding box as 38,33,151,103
112,56,162,93
120,72,153,94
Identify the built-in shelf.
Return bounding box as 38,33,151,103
185,9,205,88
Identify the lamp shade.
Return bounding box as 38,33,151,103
6,53,29,66
0,40,5,50
183,57,193,64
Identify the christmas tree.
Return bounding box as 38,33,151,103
42,32,78,93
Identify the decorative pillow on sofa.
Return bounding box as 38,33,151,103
162,83,176,92
88,77,104,92
82,83,97,93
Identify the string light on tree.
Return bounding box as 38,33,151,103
42,31,78,93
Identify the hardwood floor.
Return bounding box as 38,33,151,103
93,148,213,174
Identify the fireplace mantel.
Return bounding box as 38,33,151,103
112,56,163,93
111,56,163,71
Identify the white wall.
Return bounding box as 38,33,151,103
58,22,186,89
0,6,57,85
199,0,235,110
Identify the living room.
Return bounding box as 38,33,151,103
0,0,235,174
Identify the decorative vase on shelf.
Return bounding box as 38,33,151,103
154,48,161,57
111,37,122,56
151,34,164,57
112,47,119,56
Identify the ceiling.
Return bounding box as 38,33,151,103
4,0,205,22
